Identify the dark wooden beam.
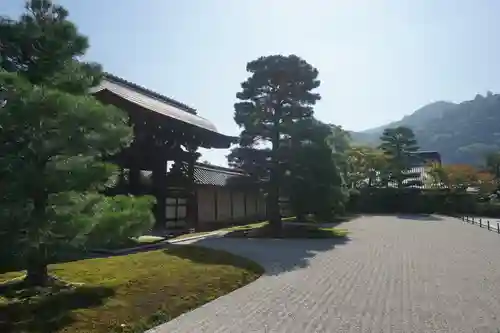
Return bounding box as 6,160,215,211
185,152,198,230
152,155,168,231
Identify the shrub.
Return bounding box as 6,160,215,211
346,188,481,216
475,202,500,217
85,195,156,249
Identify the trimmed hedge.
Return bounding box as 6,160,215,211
475,202,500,217
347,188,500,217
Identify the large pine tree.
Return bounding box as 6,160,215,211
378,126,422,188
0,0,154,285
229,55,321,233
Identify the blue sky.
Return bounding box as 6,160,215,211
3,0,500,165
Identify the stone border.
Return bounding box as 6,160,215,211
90,231,226,256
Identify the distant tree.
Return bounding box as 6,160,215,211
0,0,155,286
346,146,389,188
485,152,500,184
426,163,446,188
327,124,351,185
345,146,367,189
476,171,497,195
378,126,421,188
228,55,321,234
369,150,391,187
433,164,478,191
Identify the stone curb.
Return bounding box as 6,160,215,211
91,231,226,256
167,230,227,244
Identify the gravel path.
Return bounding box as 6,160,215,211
148,215,500,333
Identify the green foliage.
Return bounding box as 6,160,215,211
229,54,321,230
485,151,500,182
0,0,155,284
285,120,347,220
327,124,351,187
379,126,421,188
346,188,500,217
475,202,500,217
74,195,156,250
346,145,389,188
0,0,102,90
347,188,478,215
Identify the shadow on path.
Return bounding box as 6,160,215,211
172,236,350,276
396,214,443,221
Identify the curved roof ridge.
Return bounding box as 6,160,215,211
194,162,246,176
93,75,220,133
103,72,197,114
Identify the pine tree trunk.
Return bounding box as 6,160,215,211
26,182,50,286
266,175,281,229
269,112,282,236
25,260,49,286
268,187,281,235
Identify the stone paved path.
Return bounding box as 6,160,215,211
148,215,500,333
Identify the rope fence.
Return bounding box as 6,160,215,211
461,216,500,233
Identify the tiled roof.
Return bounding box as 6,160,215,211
408,151,442,166
136,163,246,187
193,163,246,186
91,74,220,133
102,73,196,114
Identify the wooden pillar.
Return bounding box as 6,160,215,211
152,157,167,231
185,153,198,230
128,124,141,195
128,166,140,195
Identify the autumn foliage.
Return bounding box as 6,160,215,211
431,164,495,193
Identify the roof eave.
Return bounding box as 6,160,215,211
102,73,197,114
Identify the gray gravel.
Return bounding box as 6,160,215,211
147,215,500,333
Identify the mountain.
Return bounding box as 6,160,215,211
349,93,500,166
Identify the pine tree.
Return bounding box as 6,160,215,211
0,0,154,285
378,126,422,188
229,55,321,233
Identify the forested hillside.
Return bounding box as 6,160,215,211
350,93,500,166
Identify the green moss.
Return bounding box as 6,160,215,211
0,246,263,333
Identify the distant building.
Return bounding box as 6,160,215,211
408,151,442,167
405,151,442,188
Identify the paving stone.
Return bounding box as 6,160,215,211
148,215,500,333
